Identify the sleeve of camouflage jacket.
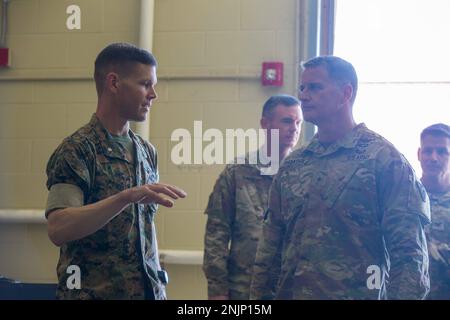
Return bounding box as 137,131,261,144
250,175,283,300
203,165,236,297
378,149,431,300
46,138,93,201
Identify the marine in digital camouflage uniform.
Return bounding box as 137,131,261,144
418,123,450,299
250,56,430,300
45,43,186,299
203,95,302,300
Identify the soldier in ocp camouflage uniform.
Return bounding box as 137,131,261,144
418,123,450,299
45,43,186,299
250,56,430,300
203,95,302,300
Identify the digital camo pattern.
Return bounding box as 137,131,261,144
203,152,273,299
250,124,431,300
426,190,450,299
46,114,165,300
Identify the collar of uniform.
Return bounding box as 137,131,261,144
305,123,368,157
87,113,131,163
128,129,149,166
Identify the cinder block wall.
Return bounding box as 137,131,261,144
0,0,298,299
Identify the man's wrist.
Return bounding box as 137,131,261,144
117,188,133,207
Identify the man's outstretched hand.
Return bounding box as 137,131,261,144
125,183,187,207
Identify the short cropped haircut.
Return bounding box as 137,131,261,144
261,94,301,118
302,56,358,102
94,43,158,95
420,123,450,141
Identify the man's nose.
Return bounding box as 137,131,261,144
430,150,439,160
299,90,310,102
147,87,157,100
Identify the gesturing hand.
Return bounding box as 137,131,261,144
126,183,187,207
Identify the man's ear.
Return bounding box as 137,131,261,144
105,72,120,93
342,83,354,105
417,147,422,162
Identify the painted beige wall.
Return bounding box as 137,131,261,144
0,0,298,299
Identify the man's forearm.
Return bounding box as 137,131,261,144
47,183,186,247
47,189,131,246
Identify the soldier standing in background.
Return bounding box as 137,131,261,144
45,43,186,299
250,56,430,300
203,95,302,300
418,123,450,299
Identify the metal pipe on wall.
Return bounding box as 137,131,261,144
1,0,10,47
298,0,320,143
297,0,335,144
132,0,155,140
0,209,203,265
319,0,335,56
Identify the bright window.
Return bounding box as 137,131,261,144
335,0,450,174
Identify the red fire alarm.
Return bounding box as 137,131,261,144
261,61,283,86
0,48,10,67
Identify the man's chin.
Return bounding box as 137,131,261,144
423,168,443,178
138,110,150,121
